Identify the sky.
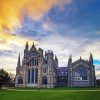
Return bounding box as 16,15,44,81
0,0,100,78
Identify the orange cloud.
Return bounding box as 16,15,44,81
0,31,37,51
26,0,72,20
0,0,72,49
0,0,72,31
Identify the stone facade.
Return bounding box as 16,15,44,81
15,42,58,88
68,55,96,87
15,42,96,88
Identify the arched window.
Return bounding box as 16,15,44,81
18,76,23,84
28,69,30,83
37,60,38,65
32,69,34,83
35,59,36,66
42,76,47,84
29,60,31,66
74,66,87,81
35,69,38,83
32,58,34,66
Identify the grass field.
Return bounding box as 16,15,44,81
7,86,100,90
0,87,100,100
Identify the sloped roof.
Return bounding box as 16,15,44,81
71,59,90,66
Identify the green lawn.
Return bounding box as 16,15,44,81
8,86,100,90
0,87,100,100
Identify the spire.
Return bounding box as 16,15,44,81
30,42,36,50
54,55,58,67
90,52,93,59
68,54,72,66
32,42,35,48
55,55,58,63
89,52,93,65
25,41,29,50
17,54,21,67
55,55,57,60
80,56,82,60
70,54,72,59
32,42,34,46
24,41,29,58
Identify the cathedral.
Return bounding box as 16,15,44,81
15,42,96,88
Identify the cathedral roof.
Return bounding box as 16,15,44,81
71,59,90,66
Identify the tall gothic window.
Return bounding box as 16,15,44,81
28,69,30,83
74,66,88,81
29,60,31,66
35,59,36,66
32,69,34,83
35,69,38,83
37,60,38,65
32,58,34,66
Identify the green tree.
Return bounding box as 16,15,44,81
0,69,11,89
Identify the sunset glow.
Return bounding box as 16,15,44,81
0,0,100,79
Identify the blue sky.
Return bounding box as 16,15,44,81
0,0,100,78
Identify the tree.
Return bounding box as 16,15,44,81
0,69,11,89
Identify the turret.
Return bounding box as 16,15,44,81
38,48,43,56
24,41,29,58
89,53,93,65
55,55,58,68
30,42,37,51
37,48,43,64
68,54,72,66
80,56,82,60
45,50,54,60
55,55,58,61
17,54,21,67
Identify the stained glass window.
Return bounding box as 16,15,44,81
32,58,34,66
35,69,38,83
74,66,87,81
28,69,30,83
32,69,34,83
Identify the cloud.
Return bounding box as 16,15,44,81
38,33,100,66
0,0,72,53
0,0,72,31
96,70,100,79
0,0,100,79
38,33,87,65
15,16,47,37
0,32,100,78
36,33,100,78
0,31,37,51
0,55,17,74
